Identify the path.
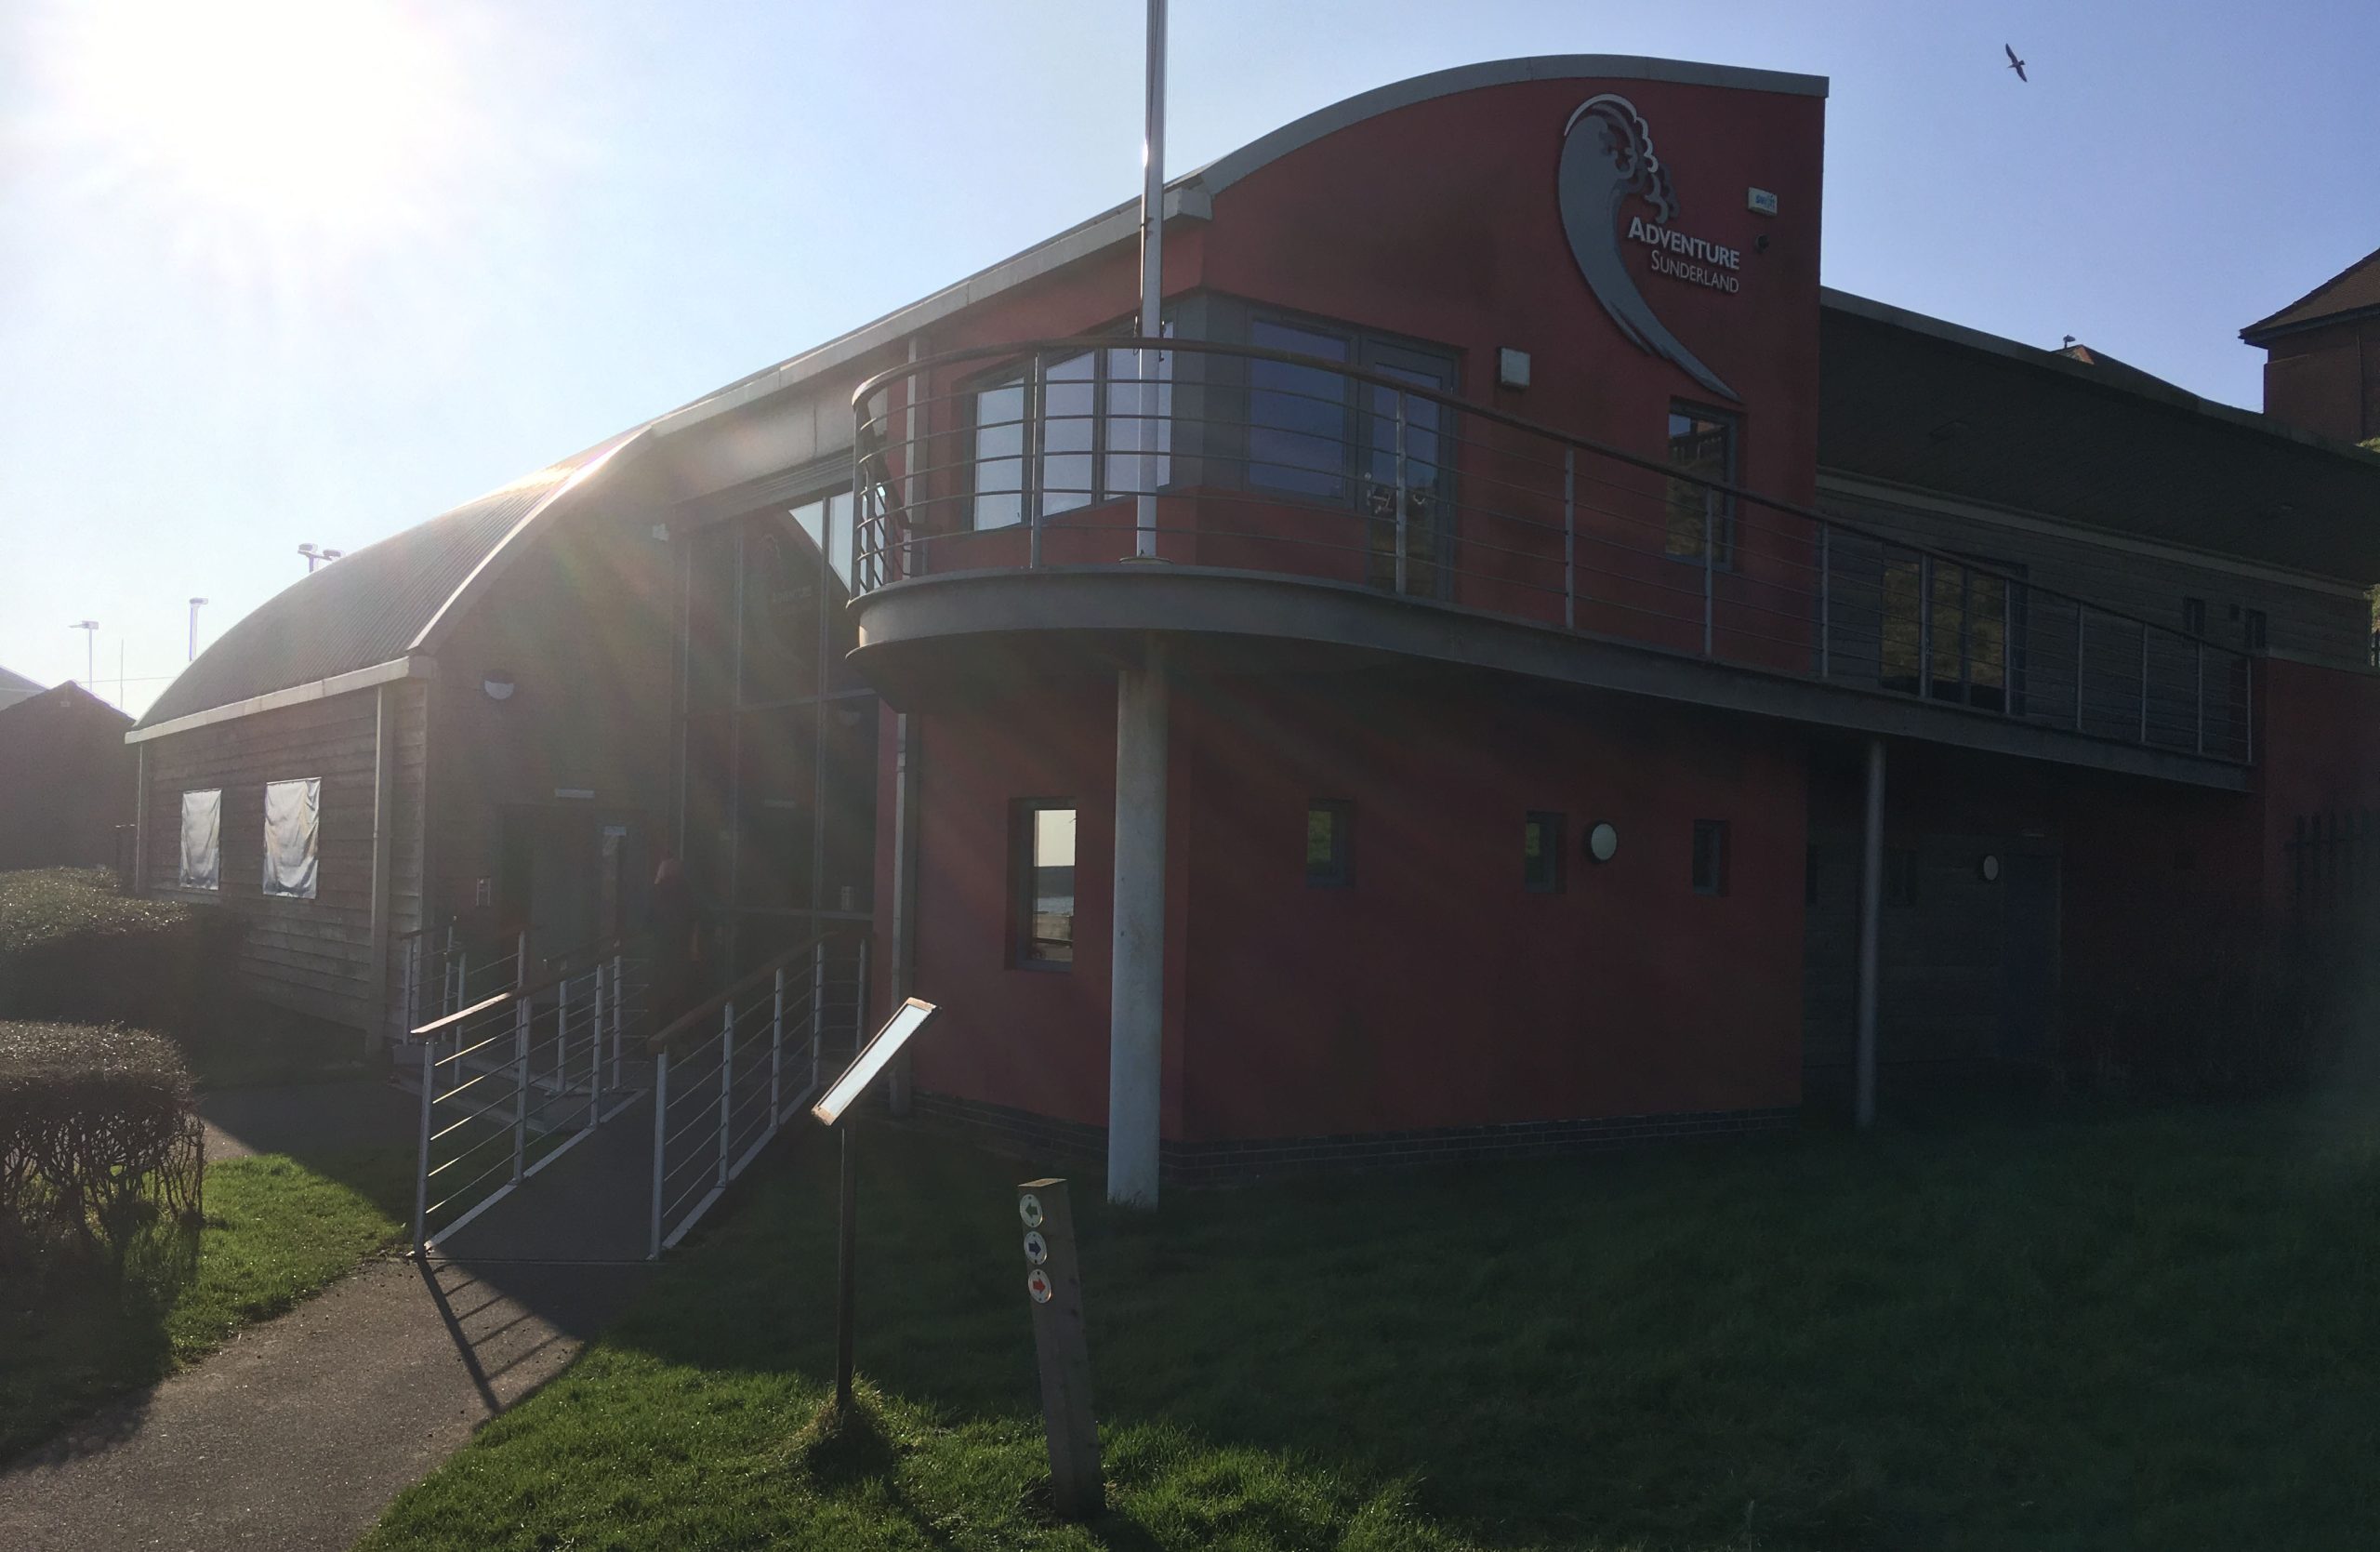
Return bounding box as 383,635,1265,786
0,1081,660,1552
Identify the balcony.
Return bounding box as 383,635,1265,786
846,338,2252,787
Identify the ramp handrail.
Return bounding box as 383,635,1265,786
408,944,648,1255
646,931,869,1256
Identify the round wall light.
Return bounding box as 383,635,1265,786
483,670,517,702
1585,821,1620,864
1978,854,2001,883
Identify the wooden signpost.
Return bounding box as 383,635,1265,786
1016,1177,1103,1519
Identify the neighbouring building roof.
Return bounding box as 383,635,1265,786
2241,245,2380,344
134,438,631,731
0,680,133,732
1820,289,2380,580
0,665,40,713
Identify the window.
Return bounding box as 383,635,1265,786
1879,550,2024,710
1665,406,1737,564
1690,819,1729,895
261,777,320,899
1524,812,1566,894
1885,846,1918,908
178,789,220,891
1013,803,1077,968
788,491,857,593
2244,608,2268,651
2183,597,2206,637
1250,320,1353,497
1305,800,1353,887
971,334,1173,529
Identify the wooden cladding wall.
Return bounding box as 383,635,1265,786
1821,488,2370,667
141,684,425,1034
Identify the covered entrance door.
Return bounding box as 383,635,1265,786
497,805,649,965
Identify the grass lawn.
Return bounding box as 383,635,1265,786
361,1097,2380,1552
0,1145,414,1460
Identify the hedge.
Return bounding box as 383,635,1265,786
0,869,244,1031
0,1021,202,1269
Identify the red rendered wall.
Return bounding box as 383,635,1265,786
1175,673,1809,1140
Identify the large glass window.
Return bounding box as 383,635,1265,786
1250,320,1352,497
261,777,320,900
1665,406,1737,564
972,336,1174,529
178,789,220,891
789,491,857,593
1015,803,1078,968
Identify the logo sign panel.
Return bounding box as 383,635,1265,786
1557,93,1739,403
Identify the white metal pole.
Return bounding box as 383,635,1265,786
650,1050,668,1258
412,1040,433,1254
611,954,624,1081
512,1001,529,1182
718,1002,734,1187
1107,642,1169,1207
771,965,785,1121
1132,0,1168,560
1855,737,1886,1130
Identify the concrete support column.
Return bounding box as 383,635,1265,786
1106,643,1169,1207
1854,736,1886,1130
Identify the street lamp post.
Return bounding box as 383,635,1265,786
69,620,98,687
188,598,207,661
298,543,343,573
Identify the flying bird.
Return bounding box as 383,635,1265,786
2004,44,2028,82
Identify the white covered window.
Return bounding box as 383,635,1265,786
178,789,220,891
261,777,320,899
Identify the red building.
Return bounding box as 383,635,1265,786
128,57,2380,1204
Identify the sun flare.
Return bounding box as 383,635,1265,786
44,0,471,249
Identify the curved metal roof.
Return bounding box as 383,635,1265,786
135,433,639,730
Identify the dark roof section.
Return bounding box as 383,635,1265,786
1820,289,2380,580
135,439,624,730
0,680,132,732
2241,245,2380,343
2054,342,2191,399
0,665,41,713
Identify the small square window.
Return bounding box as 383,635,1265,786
1013,803,1077,968
1306,801,1353,888
1885,846,1918,908
1524,812,1565,894
1691,819,1729,896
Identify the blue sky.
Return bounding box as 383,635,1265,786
3,0,2373,714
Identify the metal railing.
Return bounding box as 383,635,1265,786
852,337,2253,765
645,931,868,1257
407,944,648,1254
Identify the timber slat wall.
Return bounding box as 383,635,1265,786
1822,487,2370,666
141,685,426,1034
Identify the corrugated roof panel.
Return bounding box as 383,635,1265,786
136,452,598,730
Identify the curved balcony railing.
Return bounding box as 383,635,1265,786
850,337,2252,764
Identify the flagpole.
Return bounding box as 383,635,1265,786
1133,0,1167,561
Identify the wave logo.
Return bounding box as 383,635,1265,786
1557,94,1738,403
